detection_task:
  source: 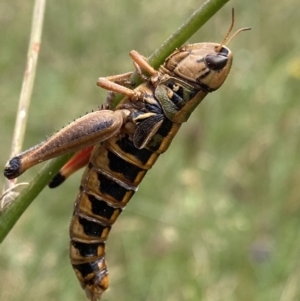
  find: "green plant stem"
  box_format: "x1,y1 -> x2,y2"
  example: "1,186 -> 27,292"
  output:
0,154 -> 73,242
113,0 -> 230,106
0,0 -> 229,243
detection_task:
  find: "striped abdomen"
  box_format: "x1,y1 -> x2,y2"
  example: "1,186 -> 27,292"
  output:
69,116 -> 181,299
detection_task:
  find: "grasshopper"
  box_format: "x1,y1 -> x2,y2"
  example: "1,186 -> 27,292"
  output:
3,10 -> 250,301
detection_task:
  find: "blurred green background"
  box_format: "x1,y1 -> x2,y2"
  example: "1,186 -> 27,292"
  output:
1,0 -> 300,300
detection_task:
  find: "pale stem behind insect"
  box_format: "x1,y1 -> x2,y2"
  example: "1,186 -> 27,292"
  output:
1,0 -> 47,209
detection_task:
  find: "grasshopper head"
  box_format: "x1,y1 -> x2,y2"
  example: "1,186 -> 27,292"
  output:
164,43 -> 233,92
163,8 -> 250,92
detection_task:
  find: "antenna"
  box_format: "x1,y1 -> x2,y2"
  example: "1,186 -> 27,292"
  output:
225,27 -> 251,46
216,8 -> 251,52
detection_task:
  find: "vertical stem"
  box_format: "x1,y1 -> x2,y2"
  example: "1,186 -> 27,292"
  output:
1,0 -> 47,209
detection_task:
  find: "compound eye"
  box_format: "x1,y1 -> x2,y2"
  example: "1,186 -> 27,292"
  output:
204,54 -> 228,71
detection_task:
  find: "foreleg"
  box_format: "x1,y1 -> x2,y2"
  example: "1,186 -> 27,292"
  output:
104,72 -> 134,106
97,50 -> 159,99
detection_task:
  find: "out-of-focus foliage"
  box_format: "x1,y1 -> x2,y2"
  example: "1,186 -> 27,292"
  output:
1,1 -> 300,301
